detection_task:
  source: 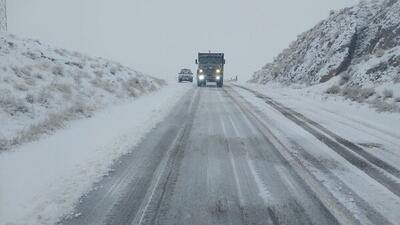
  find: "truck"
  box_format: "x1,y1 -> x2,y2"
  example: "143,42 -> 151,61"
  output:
195,53 -> 225,87
178,68 -> 194,83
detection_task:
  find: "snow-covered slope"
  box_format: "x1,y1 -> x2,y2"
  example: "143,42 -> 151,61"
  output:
0,33 -> 165,151
250,0 -> 400,111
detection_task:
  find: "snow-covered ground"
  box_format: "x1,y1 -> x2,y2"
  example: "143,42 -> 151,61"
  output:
0,82 -> 192,225
241,82 -> 400,163
234,82 -> 400,224
0,32 -> 165,151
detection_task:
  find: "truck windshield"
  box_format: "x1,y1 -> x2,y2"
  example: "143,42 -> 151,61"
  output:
199,56 -> 223,65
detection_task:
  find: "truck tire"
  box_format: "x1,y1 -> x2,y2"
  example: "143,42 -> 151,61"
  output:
217,80 -> 223,87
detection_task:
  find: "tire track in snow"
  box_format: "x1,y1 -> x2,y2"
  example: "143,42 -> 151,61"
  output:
287,140 -> 394,225
235,85 -> 400,198
131,88 -> 200,225
219,90 -> 277,210
220,117 -> 245,206
223,108 -> 274,206
224,86 -> 357,225
245,150 -> 274,205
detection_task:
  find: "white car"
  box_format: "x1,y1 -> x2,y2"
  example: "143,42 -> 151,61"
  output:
178,69 -> 194,83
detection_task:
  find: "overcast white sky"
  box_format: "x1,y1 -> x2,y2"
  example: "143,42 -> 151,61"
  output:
8,0 -> 359,80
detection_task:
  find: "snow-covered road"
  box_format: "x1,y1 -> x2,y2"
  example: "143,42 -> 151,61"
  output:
59,83 -> 400,225
2,83 -> 400,225
61,85 -> 339,225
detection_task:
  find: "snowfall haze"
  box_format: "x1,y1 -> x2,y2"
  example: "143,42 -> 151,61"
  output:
3,1 -> 400,225
8,0 -> 358,80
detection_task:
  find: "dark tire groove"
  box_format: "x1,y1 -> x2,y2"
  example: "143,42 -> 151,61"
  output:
275,98 -> 400,179
134,88 -> 201,225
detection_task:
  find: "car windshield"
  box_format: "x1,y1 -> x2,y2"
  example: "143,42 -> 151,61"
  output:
180,69 -> 192,74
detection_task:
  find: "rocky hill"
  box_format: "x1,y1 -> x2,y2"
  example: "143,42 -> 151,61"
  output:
250,0 -> 400,110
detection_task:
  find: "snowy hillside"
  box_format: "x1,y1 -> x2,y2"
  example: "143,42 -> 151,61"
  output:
250,0 -> 400,112
0,32 -> 165,151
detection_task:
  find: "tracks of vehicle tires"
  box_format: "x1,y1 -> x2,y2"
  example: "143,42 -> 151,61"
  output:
233,85 -> 400,199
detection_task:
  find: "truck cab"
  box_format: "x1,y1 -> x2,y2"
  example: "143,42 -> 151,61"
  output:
178,68 -> 194,83
195,53 -> 225,87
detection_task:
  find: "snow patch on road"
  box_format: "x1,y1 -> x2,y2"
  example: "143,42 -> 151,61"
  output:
246,152 -> 274,205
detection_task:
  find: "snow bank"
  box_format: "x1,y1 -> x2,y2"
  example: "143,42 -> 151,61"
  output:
0,32 -> 165,151
0,82 -> 191,225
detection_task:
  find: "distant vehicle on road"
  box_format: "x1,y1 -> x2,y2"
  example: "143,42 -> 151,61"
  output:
178,69 -> 193,83
195,53 -> 225,87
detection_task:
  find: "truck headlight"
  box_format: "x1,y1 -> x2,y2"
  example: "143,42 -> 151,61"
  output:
199,75 -> 205,80
216,69 -> 221,74
199,69 -> 203,73
216,76 -> 221,80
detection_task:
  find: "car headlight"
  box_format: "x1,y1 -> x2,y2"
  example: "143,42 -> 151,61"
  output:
216,76 -> 221,80
199,75 -> 205,80
216,69 -> 221,74
199,69 -> 203,73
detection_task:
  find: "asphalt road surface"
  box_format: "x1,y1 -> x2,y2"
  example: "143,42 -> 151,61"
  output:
61,84 -> 355,225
